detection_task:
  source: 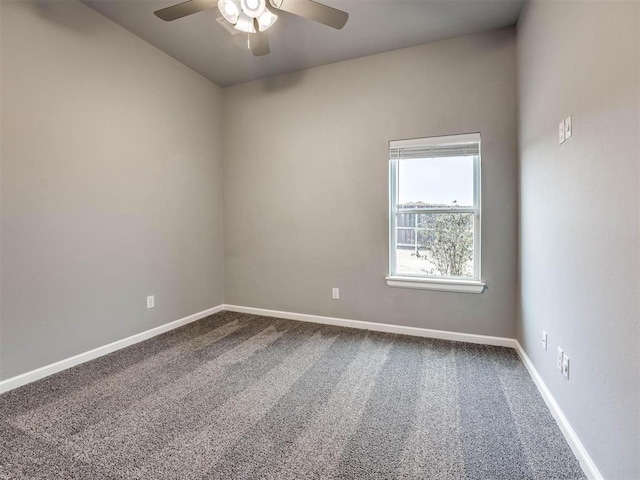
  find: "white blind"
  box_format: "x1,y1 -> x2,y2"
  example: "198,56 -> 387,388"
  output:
389,133 -> 480,160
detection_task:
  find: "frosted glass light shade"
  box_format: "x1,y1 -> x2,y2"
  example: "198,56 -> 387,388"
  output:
218,0 -> 239,23
240,0 -> 266,18
257,10 -> 277,31
234,12 -> 256,33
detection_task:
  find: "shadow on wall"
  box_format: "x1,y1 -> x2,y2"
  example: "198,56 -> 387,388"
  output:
259,69 -> 306,92
30,0 -> 98,34
473,27 -> 515,56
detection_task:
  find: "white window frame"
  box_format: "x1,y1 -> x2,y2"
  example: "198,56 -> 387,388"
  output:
386,133 -> 486,294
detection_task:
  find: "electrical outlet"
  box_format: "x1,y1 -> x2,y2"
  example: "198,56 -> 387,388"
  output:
542,330 -> 548,351
565,115 -> 572,140
332,288 -> 339,300
147,295 -> 155,309
556,347 -> 564,371
562,354 -> 570,379
559,120 -> 566,144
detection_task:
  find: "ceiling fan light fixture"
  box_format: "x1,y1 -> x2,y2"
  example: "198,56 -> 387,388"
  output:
218,0 -> 275,33
155,0 -> 349,57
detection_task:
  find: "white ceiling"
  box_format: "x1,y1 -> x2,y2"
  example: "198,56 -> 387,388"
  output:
82,0 -> 524,87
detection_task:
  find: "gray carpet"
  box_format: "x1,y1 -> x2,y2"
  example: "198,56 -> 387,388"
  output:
0,311 -> 586,479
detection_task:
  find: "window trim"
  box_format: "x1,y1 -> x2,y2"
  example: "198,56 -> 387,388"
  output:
387,133 -> 485,294
385,276 -> 486,294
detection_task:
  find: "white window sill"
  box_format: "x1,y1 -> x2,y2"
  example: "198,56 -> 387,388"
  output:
385,276 -> 486,294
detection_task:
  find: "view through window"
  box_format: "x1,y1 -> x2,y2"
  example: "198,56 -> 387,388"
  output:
389,133 -> 481,281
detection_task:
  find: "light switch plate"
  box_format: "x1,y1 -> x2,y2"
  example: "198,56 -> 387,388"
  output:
559,120 -> 566,144
565,115 -> 572,140
562,354 -> 570,379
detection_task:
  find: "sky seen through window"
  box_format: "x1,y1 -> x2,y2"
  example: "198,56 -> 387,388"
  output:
398,156 -> 474,207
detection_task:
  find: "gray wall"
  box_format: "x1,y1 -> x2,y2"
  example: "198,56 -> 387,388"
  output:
223,28 -> 518,338
0,0 -> 224,380
517,1 -> 639,478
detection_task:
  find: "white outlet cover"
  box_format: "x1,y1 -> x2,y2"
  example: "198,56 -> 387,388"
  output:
147,295 -> 155,309
332,288 -> 339,300
542,330 -> 548,351
556,347 -> 564,371
562,354 -> 570,379
559,120 -> 566,144
565,115 -> 572,139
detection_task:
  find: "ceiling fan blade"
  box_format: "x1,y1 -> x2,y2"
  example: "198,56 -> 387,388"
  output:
249,19 -> 270,56
271,0 -> 348,29
154,0 -> 218,21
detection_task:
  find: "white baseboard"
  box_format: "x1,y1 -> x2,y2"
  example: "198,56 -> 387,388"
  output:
223,304 -> 517,348
514,341 -> 602,480
0,305 -> 224,395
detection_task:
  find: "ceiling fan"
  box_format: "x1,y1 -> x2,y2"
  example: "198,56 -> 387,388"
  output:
154,0 -> 349,56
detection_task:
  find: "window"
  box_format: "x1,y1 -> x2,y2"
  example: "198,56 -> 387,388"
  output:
387,133 -> 485,293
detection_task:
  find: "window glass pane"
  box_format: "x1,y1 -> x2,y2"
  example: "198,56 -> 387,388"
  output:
394,212 -> 475,278
398,156 -> 474,208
